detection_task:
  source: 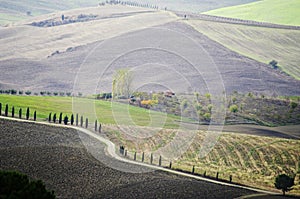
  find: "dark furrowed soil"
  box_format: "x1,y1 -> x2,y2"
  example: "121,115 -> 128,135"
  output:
0,118 -> 261,198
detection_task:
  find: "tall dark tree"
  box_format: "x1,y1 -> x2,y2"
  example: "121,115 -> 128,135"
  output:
19,108 -> 22,119
95,120 -> 97,131
33,111 -> 36,121
85,118 -> 88,128
80,116 -> 83,127
59,113 -> 62,124
12,106 -> 15,118
99,123 -> 102,133
53,113 -> 57,123
275,174 -> 295,195
63,115 -> 68,125
48,113 -> 52,122
76,114 -> 78,126
70,114 -> 74,125
0,103 -> 2,115
26,107 -> 30,120
5,104 -> 8,117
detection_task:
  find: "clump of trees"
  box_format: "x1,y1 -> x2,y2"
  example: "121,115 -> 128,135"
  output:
274,174 -> 295,195
0,170 -> 55,199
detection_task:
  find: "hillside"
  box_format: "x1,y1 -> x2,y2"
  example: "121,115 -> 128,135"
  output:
187,19 -> 300,80
0,118 -> 259,198
0,0 -> 258,25
0,5 -> 299,96
204,0 -> 300,26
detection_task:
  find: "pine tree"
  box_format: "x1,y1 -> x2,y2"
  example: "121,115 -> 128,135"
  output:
76,114 -> 78,126
34,111 -> 36,121
85,118 -> 88,128
80,116 -> 83,127
0,103 -> 2,115
19,108 -> 22,119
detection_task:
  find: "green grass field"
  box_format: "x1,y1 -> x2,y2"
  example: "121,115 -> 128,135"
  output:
187,20 -> 300,80
0,95 -> 183,128
204,0 -> 300,26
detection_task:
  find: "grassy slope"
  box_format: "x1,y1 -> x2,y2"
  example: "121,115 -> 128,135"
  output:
187,20 -> 300,80
105,126 -> 300,194
0,95 -> 182,128
0,0 -> 100,25
204,0 -> 300,26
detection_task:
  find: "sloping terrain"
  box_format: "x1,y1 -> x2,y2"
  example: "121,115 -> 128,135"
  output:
0,0 -> 258,25
186,19 -> 300,80
0,118 -> 259,198
0,7 -> 299,96
204,0 -> 300,26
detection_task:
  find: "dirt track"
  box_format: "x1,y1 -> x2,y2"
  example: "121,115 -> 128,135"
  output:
0,118 -> 272,198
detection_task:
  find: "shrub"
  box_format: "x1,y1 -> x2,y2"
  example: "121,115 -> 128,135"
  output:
269,60 -> 278,69
203,112 -> 211,121
63,115 -> 68,125
275,174 -> 294,195
290,101 -> 298,109
0,170 -> 55,199
229,105 -> 239,113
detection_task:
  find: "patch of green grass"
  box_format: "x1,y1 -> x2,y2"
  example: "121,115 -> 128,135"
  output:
204,0 -> 300,26
0,94 -> 182,128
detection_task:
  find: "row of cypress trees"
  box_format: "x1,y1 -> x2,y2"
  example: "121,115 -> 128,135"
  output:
0,103 -> 36,121
48,113 -> 101,132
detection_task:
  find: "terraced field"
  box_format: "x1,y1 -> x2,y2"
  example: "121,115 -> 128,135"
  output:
104,126 -> 300,195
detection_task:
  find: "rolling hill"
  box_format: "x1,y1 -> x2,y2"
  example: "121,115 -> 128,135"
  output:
0,0 -> 259,26
204,0 -> 300,26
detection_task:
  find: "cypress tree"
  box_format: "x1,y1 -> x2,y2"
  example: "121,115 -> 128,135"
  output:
142,152 -> 144,162
48,113 -> 52,122
0,103 -> 2,115
59,113 -> 62,124
80,116 -> 83,127
95,120 -> 97,131
99,123 -> 102,133
70,114 -> 74,125
85,118 -> 88,128
5,104 -> 8,117
12,106 -> 15,117
159,156 -> 162,166
76,114 -> 78,126
19,108 -> 22,119
26,107 -> 30,120
34,111 -> 36,121
53,113 -> 56,123
63,115 -> 68,125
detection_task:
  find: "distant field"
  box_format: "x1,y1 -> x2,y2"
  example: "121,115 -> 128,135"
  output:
187,20 -> 300,80
105,126 -> 300,195
0,95 -> 182,128
204,0 -> 300,26
0,0 -> 258,25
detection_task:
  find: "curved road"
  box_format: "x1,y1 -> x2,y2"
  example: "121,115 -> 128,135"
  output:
0,116 -> 281,198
